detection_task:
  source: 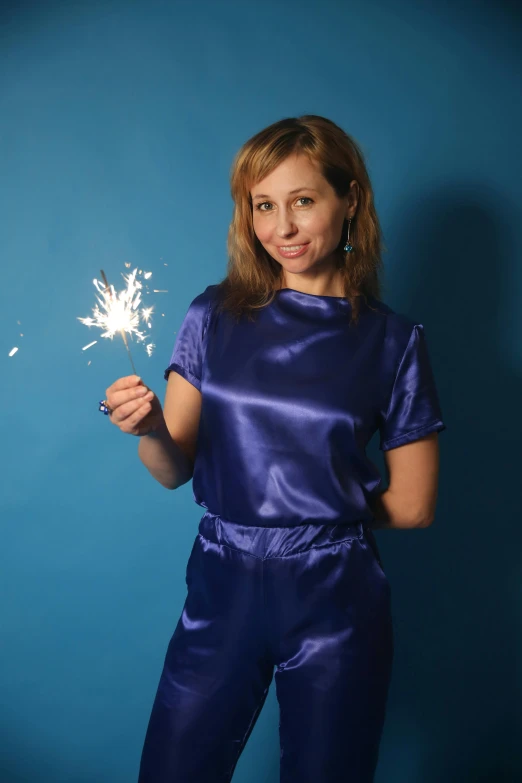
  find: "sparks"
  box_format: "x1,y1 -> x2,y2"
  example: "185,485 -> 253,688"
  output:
78,267 -> 156,370
141,306 -> 154,328
78,268 -> 148,343
9,347 -> 18,357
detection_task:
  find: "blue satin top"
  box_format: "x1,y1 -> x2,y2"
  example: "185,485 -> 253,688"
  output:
164,285 -> 446,528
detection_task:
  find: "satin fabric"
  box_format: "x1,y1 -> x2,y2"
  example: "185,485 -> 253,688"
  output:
164,286 -> 446,527
138,511 -> 393,783
139,287 -> 446,781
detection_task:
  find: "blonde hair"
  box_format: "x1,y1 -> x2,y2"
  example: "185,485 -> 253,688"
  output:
215,114 -> 386,326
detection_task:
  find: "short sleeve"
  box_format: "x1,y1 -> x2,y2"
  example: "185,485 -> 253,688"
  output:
163,287 -> 214,390
379,323 -> 446,451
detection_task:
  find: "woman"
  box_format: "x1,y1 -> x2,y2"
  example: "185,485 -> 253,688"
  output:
102,115 -> 446,782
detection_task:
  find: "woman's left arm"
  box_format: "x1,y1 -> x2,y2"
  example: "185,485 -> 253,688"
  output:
369,431 -> 441,530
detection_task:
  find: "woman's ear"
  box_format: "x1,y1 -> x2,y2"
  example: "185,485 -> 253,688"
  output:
346,180 -> 359,218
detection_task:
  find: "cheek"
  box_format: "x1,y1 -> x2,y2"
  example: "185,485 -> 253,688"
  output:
252,217 -> 271,243
299,214 -> 331,239
314,215 -> 344,243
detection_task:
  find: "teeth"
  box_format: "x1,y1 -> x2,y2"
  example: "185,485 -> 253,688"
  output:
280,245 -> 303,251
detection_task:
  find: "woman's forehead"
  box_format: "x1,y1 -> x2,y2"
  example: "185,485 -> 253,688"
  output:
250,155 -> 323,193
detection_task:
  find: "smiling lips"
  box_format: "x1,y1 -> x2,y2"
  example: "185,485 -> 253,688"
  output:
277,243 -> 310,258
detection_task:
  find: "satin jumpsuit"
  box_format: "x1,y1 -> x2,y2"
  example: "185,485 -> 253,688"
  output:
138,285 -> 446,783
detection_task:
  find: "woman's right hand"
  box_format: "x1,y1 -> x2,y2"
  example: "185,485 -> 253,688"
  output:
105,375 -> 164,436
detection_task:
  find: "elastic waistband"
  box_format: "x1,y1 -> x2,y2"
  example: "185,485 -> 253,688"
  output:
198,510 -> 369,560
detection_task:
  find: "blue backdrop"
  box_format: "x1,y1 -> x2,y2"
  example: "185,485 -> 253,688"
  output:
1,0 -> 521,780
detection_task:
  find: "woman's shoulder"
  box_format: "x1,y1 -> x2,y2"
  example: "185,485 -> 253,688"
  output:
189,283 -> 225,330
190,282 -> 220,299
367,296 -> 418,330
184,283 -> 222,311
364,295 -> 421,340
196,282 -> 225,304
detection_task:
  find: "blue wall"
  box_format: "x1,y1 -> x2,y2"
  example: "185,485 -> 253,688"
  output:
1,1 -> 521,780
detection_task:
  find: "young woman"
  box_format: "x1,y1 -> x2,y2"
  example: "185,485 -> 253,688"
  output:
102,114 -> 446,782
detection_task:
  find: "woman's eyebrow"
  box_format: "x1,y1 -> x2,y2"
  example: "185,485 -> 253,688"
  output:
252,187 -> 319,200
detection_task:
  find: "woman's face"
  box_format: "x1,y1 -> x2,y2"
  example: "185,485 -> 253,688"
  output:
250,153 -> 358,278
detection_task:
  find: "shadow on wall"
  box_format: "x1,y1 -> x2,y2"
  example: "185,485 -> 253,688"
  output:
372,183 -> 521,783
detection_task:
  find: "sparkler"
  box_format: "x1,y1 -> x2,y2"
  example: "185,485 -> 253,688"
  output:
78,267 -> 156,373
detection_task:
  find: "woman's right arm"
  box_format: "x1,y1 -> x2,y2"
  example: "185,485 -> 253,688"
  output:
105,373 -> 202,491
137,417 -> 194,490
137,370 -> 203,490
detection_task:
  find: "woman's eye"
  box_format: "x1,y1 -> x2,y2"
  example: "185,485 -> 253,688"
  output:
255,197 -> 313,212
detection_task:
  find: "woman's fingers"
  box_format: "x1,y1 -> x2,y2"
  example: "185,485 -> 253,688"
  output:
103,376 -> 160,436
119,400 -> 153,434
106,374 -> 141,394
107,382 -> 150,411
111,390 -> 154,425
106,374 -> 142,401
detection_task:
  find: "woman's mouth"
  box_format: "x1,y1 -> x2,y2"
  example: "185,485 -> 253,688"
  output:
277,243 -> 310,258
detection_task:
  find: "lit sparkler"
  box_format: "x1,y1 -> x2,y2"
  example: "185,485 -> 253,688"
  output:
78,267 -> 155,372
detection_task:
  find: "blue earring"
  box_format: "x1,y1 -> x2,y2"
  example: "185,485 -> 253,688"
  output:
344,218 -> 354,253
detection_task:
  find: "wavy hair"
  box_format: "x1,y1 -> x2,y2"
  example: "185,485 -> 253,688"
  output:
214,115 -> 386,326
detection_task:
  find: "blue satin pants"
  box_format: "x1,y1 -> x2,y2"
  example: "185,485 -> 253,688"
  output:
138,511 -> 394,782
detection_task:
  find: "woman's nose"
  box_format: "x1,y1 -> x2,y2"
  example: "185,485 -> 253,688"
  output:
276,216 -> 298,238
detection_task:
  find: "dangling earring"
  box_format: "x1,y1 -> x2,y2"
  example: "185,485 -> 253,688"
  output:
344,218 -> 354,253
